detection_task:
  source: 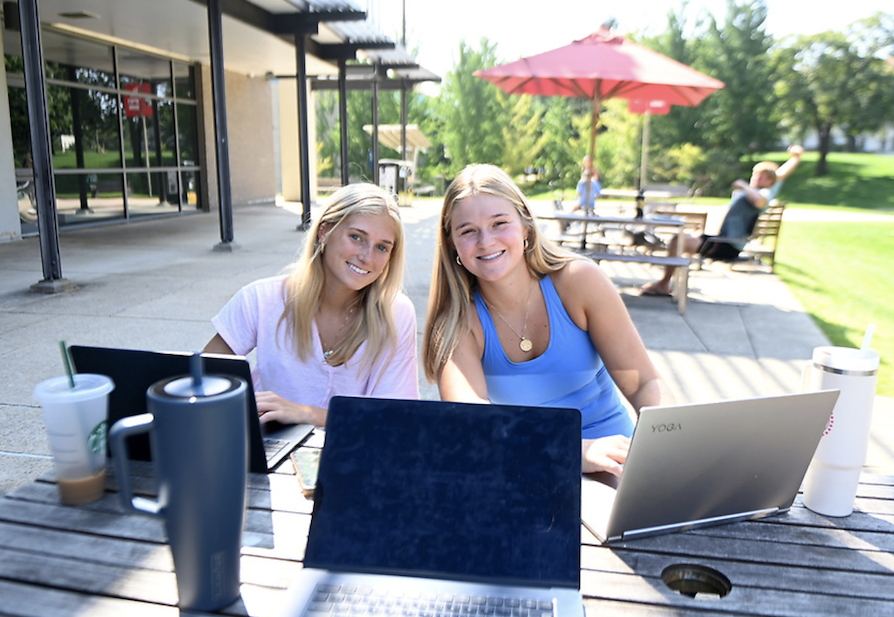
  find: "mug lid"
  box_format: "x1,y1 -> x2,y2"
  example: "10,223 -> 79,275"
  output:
812,345 -> 880,373
162,375 -> 234,398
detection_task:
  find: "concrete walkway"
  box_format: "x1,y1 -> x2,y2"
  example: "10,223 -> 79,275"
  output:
1,200 -> 891,493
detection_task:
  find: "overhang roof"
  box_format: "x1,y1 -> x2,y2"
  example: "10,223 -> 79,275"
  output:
20,0 -> 412,78
309,45 -> 441,91
362,125 -> 432,151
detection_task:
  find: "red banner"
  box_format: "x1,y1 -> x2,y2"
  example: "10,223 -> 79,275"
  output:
123,82 -> 154,118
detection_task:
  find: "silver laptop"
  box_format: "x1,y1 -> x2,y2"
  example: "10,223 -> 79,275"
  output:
277,396 -> 585,617
581,390 -> 839,543
69,345 -> 313,473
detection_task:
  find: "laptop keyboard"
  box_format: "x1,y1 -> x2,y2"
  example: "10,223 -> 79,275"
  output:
306,585 -> 556,617
264,437 -> 290,462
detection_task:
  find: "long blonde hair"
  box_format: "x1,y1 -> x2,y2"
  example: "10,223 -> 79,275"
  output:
279,183 -> 406,371
422,164 -> 581,382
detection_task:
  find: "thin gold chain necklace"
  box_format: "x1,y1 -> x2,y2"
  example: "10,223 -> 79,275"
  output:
320,307 -> 356,361
482,280 -> 534,353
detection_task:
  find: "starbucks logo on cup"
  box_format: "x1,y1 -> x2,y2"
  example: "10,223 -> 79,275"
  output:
87,420 -> 107,455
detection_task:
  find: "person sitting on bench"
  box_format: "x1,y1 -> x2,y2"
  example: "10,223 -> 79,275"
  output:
640,145 -> 804,297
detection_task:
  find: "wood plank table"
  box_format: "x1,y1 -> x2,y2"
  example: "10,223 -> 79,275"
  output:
539,213 -> 691,314
2,431 -> 893,616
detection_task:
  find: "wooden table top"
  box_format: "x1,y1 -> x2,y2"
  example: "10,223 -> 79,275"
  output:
2,431 -> 893,616
540,212 -> 686,227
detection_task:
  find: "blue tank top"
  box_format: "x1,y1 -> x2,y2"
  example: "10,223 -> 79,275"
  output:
474,275 -> 633,439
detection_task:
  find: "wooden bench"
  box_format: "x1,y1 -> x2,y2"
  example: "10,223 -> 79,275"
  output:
580,250 -> 690,314
696,201 -> 786,272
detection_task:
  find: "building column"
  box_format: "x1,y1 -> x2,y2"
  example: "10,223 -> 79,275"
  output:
338,59 -> 349,186
371,66 -> 379,185
18,0 -> 71,292
294,31 -> 312,230
207,0 -> 238,252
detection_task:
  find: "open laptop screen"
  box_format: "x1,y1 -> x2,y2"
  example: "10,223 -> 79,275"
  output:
304,397 -> 582,589
68,345 -> 280,473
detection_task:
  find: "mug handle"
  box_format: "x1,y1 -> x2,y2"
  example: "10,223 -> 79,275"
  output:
802,362 -> 813,392
109,413 -> 162,517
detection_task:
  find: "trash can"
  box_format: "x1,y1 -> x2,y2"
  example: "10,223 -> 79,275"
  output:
378,159 -> 414,207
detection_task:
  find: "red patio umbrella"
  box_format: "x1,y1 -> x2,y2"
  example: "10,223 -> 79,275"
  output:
474,27 -> 724,193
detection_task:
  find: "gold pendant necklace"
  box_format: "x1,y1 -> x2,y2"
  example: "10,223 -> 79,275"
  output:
482,280 -> 534,353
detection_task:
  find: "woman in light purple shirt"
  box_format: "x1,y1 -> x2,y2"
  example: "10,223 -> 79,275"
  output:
205,184 -> 419,427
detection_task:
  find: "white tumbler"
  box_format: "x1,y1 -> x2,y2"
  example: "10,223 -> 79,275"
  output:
802,345 -> 879,517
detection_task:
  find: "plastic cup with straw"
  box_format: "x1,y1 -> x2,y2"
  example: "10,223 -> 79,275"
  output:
33,342 -> 115,504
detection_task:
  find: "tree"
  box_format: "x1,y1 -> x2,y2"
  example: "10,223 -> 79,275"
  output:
774,16 -> 894,175
535,97 -> 586,193
646,6 -> 714,150
436,39 -> 506,177
500,95 -> 548,178
699,0 -> 779,163
641,1 -> 778,193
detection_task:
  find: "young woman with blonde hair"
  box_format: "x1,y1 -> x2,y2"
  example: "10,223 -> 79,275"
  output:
423,164 -> 672,476
205,183 -> 419,427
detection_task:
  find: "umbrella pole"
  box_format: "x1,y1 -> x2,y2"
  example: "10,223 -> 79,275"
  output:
581,91 -> 601,251
640,111 -> 651,193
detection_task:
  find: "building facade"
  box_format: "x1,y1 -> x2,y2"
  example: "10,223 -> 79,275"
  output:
1,0 -> 422,289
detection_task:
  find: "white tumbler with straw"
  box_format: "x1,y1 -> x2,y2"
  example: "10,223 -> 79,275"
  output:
802,325 -> 879,517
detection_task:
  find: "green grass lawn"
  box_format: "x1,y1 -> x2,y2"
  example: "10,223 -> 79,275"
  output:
777,218 -> 894,397
767,151 -> 894,211
771,152 -> 894,397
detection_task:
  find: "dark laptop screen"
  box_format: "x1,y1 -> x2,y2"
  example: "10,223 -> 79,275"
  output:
305,397 -> 582,589
68,345 -> 269,473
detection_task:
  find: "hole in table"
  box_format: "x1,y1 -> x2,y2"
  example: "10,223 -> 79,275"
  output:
661,564 -> 732,600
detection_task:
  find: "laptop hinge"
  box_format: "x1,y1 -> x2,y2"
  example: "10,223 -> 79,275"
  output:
618,507 -> 780,541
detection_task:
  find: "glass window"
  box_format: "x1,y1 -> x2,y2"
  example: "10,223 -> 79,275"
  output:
126,172 -> 181,217
6,80 -> 31,166
173,62 -> 196,100
42,30 -> 115,85
176,103 -> 199,166
47,84 -> 121,170
120,95 -> 177,169
118,48 -> 172,99
181,171 -> 202,211
156,99 -> 176,166
5,27 -> 203,227
55,172 -> 125,225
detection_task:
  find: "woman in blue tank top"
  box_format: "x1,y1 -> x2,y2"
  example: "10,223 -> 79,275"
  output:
423,164 -> 673,477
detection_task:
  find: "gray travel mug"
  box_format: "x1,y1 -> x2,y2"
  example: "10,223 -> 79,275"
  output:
110,355 -> 248,611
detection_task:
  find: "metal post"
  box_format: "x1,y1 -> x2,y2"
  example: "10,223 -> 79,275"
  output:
581,89 -> 601,251
400,83 -> 407,162
371,66 -> 379,185
640,111 -> 651,193
338,59 -> 349,186
152,97 -> 167,204
18,0 -> 71,292
207,0 -> 238,251
294,32 -> 312,230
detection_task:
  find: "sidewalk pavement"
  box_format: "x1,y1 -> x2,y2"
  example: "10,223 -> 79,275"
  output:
1,200 -> 891,493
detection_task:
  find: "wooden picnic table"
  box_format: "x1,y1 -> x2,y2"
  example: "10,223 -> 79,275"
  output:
2,431 -> 893,616
540,212 -> 691,314
599,189 -> 670,200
